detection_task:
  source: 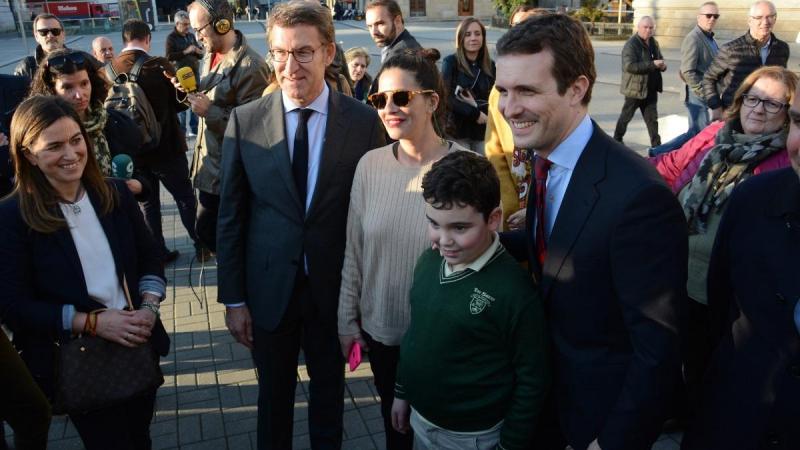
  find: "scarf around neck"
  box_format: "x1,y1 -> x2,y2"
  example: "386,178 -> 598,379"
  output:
681,119 -> 786,234
83,106 -> 112,176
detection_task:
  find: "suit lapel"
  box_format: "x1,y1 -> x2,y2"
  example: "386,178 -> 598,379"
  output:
263,93 -> 304,215
306,90 -> 347,220
541,124 -> 606,300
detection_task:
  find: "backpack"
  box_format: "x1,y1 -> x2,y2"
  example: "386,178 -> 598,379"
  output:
104,55 -> 161,152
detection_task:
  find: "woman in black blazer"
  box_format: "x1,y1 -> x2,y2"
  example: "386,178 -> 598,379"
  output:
0,96 -> 169,450
681,100 -> 800,449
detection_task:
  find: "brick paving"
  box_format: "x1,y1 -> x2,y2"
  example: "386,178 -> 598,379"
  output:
5,151 -> 680,450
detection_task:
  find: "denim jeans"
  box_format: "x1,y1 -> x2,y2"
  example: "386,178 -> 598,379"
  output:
410,409 -> 502,450
178,109 -> 198,135
649,88 -> 710,157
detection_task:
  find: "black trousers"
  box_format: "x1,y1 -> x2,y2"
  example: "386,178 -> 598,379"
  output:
613,90 -> 661,147
139,151 -> 198,254
682,299 -> 711,423
196,191 -> 219,252
0,331 -> 51,450
251,272 -> 344,450
362,331 -> 413,450
69,390 -> 157,450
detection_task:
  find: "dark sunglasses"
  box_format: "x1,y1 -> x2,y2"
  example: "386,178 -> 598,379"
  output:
368,89 -> 435,109
701,13 -> 720,19
46,52 -> 88,72
36,27 -> 62,37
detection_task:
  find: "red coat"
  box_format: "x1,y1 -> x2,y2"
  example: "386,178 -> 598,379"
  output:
650,121 -> 789,193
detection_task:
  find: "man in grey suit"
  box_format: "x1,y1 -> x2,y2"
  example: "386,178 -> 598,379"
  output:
216,2 -> 386,449
649,2 -> 719,156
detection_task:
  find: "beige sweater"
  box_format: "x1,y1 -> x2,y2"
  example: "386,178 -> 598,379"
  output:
338,142 -> 463,346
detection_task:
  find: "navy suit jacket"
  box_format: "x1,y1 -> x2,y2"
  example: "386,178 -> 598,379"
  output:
0,179 -> 168,398
682,168 -> 800,450
502,122 -> 688,450
216,89 -> 386,331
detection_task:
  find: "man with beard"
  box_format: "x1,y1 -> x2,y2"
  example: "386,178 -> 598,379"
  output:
365,0 -> 420,64
182,0 -> 269,253
14,14 -> 66,81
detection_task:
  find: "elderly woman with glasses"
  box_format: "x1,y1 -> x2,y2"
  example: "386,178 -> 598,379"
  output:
344,46 -> 372,102
29,49 -> 149,200
651,65 -> 797,419
338,48 -> 465,450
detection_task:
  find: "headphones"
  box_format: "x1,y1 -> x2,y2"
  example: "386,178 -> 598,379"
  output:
197,0 -> 231,35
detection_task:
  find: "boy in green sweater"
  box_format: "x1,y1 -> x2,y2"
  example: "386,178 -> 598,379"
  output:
391,151 -> 550,450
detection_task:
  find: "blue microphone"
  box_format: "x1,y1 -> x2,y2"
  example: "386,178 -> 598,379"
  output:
111,154 -> 134,179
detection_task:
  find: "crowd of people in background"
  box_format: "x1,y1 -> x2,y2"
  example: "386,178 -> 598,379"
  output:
0,0 -> 798,449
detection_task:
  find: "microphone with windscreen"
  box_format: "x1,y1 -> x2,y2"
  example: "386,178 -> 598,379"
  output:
111,154 -> 134,179
176,66 -> 197,93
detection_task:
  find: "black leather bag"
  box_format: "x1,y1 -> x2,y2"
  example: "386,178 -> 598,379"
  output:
53,276 -> 164,415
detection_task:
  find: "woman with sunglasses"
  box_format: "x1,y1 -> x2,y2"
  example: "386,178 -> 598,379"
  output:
650,65 -> 796,420
0,95 -> 169,449
338,48 -> 464,450
441,17 -> 495,154
30,49 -> 149,200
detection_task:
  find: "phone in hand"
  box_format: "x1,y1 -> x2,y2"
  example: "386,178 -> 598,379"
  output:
454,85 -> 464,98
348,341 -> 362,372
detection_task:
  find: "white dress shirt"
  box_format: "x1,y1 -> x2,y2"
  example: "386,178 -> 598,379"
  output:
534,114 -> 593,242
282,83 -> 330,212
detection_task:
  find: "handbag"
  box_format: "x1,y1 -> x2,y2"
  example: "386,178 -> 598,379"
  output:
53,275 -> 164,415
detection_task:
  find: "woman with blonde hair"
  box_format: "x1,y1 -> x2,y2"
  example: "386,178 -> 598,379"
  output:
345,46 -> 372,102
441,17 -> 495,153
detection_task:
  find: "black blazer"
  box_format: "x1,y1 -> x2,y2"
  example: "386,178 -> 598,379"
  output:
682,168 -> 800,450
216,89 -> 386,331
0,180 -> 169,398
502,122 -> 688,450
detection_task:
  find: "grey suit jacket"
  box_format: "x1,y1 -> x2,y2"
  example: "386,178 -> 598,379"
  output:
680,25 -> 718,98
216,89 -> 386,331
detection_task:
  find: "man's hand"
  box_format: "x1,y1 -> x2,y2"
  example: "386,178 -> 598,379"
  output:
164,71 -> 184,93
710,107 -> 723,121
339,332 -> 368,359
0,132 -> 7,147
125,179 -> 143,195
507,208 -> 527,231
391,398 -> 411,434
225,305 -> 254,349
477,112 -> 488,125
587,439 -> 602,450
188,92 -> 212,117
653,59 -> 667,71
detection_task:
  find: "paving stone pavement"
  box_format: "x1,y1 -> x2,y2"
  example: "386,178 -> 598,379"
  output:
4,149 -> 680,450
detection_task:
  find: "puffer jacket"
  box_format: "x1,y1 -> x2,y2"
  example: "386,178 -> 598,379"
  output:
650,120 -> 788,193
620,35 -> 663,99
702,32 -> 789,110
191,31 -> 270,195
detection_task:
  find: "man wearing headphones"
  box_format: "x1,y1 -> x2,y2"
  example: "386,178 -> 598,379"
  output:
184,0 -> 270,253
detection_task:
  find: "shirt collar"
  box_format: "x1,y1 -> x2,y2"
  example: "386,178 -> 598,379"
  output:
537,113 -> 593,171
761,37 -> 772,49
282,82 -> 330,116
121,45 -> 148,54
445,232 -> 500,275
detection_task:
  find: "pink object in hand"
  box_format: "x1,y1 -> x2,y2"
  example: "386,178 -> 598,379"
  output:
348,342 -> 362,372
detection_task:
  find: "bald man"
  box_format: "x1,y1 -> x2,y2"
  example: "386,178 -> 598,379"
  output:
613,16 -> 666,147
91,36 -> 114,63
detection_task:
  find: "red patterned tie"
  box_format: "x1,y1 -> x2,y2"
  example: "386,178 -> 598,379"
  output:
534,156 -> 552,266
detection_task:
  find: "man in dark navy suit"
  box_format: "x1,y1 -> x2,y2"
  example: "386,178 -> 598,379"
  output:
496,15 -> 688,450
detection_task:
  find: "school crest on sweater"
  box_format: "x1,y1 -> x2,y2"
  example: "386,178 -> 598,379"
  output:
469,288 -> 495,315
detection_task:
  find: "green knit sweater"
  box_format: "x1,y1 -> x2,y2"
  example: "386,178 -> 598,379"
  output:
395,246 -> 551,450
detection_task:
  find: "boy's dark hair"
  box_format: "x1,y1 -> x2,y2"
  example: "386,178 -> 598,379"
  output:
422,152 -> 500,221
122,19 -> 151,43
496,13 -> 595,105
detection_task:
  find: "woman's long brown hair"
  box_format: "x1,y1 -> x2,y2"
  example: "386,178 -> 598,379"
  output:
8,95 -> 116,233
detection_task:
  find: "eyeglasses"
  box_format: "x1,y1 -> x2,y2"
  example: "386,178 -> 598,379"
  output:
368,89 -> 435,109
46,52 -> 87,72
750,14 -> 777,22
700,13 -> 720,19
741,94 -> 788,113
192,22 -> 211,34
36,27 -> 62,37
269,46 -> 324,64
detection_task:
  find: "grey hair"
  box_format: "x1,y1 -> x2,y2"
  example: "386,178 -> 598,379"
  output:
749,0 -> 776,16
175,10 -> 190,22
